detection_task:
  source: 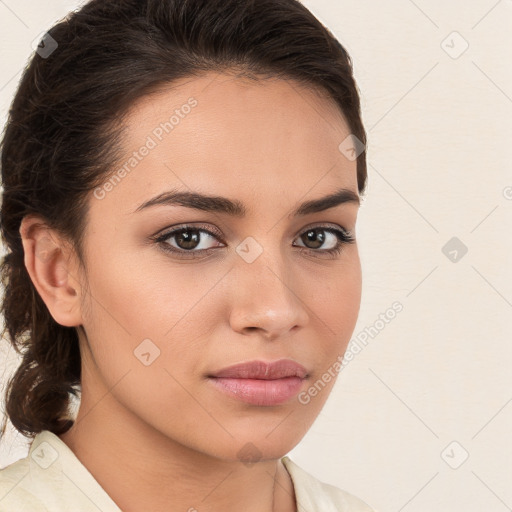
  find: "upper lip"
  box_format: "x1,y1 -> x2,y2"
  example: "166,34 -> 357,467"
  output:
209,359 -> 308,380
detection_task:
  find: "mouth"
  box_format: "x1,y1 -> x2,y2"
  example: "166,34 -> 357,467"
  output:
207,359 -> 309,406
208,359 -> 308,380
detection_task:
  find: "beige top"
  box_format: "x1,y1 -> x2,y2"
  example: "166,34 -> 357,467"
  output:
0,430 -> 376,511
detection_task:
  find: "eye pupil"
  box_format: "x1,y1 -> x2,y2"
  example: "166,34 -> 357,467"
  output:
303,229 -> 325,249
177,229 -> 200,250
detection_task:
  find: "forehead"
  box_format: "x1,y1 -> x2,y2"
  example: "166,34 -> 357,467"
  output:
93,71 -> 358,218
128,70 -> 349,128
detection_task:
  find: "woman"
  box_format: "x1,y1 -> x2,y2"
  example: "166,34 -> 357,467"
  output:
0,0 -> 375,510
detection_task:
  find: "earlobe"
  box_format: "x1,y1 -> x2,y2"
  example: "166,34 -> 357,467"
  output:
19,215 -> 83,327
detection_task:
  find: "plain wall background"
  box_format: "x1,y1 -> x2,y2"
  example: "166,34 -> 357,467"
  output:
1,1 -> 511,511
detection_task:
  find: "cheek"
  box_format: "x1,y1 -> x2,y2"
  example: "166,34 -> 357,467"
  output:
78,261 -> 204,428
79,248 -> 224,382
306,259 -> 362,373
330,277 -> 362,341
313,256 -> 362,327
81,245 -> 196,340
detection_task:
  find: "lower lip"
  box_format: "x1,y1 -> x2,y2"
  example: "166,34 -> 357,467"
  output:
208,376 -> 304,406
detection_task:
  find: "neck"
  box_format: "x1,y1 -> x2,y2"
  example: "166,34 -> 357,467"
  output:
59,389 -> 296,512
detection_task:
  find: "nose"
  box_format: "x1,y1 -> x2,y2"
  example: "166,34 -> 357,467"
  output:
228,252 -> 309,341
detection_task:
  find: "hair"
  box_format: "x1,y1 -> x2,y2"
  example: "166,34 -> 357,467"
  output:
0,0 -> 368,440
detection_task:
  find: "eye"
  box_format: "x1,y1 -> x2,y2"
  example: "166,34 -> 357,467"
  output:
153,224 -> 225,259
293,224 -> 356,257
152,223 -> 355,259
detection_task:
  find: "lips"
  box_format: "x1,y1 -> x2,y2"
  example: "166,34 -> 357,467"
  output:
208,359 -> 309,406
208,359 -> 308,380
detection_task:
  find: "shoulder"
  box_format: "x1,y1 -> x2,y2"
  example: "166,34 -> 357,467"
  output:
315,479 -> 377,512
0,454 -> 50,511
0,430 -> 121,512
281,456 -> 378,512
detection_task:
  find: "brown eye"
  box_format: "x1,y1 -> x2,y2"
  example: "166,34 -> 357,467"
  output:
153,223 -> 355,260
299,228 -> 328,249
154,224 -> 225,258
168,228 -> 204,251
293,226 -> 355,256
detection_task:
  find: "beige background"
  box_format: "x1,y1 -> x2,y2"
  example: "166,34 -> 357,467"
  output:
1,1 -> 511,511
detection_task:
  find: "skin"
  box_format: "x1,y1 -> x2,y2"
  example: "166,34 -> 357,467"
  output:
19,70 -> 362,512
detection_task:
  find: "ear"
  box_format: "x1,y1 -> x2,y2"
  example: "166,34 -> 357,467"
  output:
19,214 -> 84,327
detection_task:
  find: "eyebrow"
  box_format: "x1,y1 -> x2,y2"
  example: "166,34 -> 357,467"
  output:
133,186 -> 360,217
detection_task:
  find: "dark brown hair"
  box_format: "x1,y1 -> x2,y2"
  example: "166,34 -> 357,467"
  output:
0,0 -> 367,440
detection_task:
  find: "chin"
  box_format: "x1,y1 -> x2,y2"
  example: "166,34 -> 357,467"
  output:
196,424 -> 308,464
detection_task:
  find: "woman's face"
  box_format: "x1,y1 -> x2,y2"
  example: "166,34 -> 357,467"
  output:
73,71 -> 362,461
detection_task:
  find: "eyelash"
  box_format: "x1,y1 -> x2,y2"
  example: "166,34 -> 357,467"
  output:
152,223 -> 355,260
